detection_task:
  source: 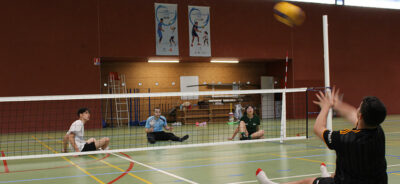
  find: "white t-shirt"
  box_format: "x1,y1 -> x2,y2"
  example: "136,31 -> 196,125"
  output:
66,120 -> 86,151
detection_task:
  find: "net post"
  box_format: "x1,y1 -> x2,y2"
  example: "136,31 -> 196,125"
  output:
323,15 -> 333,131
280,91 -> 287,143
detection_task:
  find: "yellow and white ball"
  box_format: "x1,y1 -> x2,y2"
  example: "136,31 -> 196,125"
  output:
273,2 -> 305,27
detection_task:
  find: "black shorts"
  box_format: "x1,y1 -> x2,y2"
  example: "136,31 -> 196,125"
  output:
81,142 -> 96,152
313,177 -> 334,184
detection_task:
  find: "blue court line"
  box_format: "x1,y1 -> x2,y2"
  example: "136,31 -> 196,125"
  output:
0,153 -> 333,183
387,171 -> 400,174
229,174 -> 244,176
273,142 -> 400,160
386,155 -> 400,158
270,141 -> 327,149
2,151 -> 399,183
0,174 -> 87,183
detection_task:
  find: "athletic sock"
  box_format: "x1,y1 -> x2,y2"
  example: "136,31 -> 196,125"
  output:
320,163 -> 330,177
256,168 -> 278,184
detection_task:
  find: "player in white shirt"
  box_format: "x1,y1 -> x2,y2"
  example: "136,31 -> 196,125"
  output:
63,108 -> 110,152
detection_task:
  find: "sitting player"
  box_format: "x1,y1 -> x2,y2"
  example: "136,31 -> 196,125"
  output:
146,107 -> 189,144
256,87 -> 387,184
228,105 -> 264,140
63,108 -> 110,152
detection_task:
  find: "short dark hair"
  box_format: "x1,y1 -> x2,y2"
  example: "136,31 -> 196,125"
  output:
77,108 -> 90,117
360,96 -> 386,127
243,105 -> 257,116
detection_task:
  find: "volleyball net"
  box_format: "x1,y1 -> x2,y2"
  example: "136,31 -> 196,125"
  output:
0,88 -> 310,160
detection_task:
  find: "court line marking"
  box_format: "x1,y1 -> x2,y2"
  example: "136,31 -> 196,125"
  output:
89,154 -> 151,184
226,172 -> 329,184
2,154 -> 399,183
111,152 -> 198,184
144,148 -> 327,165
1,136 -> 308,160
45,135 -> 151,184
227,164 -> 400,184
32,136 -> 105,184
269,153 -> 336,165
0,154 -> 110,174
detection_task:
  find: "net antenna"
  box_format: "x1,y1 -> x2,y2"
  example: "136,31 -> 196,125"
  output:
280,51 -> 289,143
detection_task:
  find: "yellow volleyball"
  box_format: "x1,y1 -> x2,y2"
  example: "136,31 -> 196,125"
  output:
273,2 -> 305,27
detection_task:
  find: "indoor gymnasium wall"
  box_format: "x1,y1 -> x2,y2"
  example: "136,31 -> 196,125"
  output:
291,3 -> 400,114
0,0 -> 101,97
0,0 -> 103,131
100,62 -> 275,93
1,0 -> 400,133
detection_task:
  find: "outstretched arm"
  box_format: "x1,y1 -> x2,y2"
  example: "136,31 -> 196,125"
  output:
313,91 -> 332,140
67,133 -> 80,152
63,134 -> 70,153
164,124 -> 173,131
331,87 -> 358,126
229,126 -> 239,140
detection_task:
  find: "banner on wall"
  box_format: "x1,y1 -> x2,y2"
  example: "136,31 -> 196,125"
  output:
188,6 -> 211,57
155,3 -> 179,55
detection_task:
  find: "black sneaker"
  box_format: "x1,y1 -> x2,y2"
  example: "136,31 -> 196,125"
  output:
180,135 -> 189,142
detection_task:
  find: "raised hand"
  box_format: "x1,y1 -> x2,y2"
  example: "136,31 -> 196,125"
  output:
331,87 -> 342,107
313,91 -> 332,110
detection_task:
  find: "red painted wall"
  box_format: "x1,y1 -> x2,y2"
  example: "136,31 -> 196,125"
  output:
0,0 -> 102,131
292,3 -> 400,113
0,0 -> 100,97
1,0 -> 400,133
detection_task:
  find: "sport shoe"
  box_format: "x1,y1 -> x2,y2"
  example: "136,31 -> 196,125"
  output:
180,135 -> 189,142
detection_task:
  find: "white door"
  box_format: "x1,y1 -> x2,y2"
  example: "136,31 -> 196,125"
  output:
261,76 -> 274,119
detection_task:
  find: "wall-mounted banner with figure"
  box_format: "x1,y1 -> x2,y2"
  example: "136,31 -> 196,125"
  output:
188,6 -> 211,57
155,3 -> 179,55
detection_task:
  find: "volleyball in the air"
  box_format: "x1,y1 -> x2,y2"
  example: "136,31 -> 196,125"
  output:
273,2 -> 305,27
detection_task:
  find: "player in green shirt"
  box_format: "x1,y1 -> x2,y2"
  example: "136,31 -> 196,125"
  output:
229,105 -> 265,140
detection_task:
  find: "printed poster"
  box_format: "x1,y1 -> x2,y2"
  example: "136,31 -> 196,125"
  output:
155,3 -> 179,55
188,6 -> 211,57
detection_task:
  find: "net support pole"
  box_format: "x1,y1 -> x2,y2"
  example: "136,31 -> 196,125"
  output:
323,15 -> 333,130
280,92 -> 286,143
280,51 -> 289,143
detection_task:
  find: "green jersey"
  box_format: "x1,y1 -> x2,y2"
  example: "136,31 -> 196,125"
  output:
240,115 -> 260,134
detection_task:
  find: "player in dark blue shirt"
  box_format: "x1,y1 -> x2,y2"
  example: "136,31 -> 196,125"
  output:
191,21 -> 201,47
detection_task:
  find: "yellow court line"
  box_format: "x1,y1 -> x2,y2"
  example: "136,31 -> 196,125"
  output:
89,155 -> 152,184
46,135 -> 152,184
145,148 -> 327,165
77,148 -> 326,170
44,134 -> 327,166
32,136 -> 105,184
77,148 -> 328,170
